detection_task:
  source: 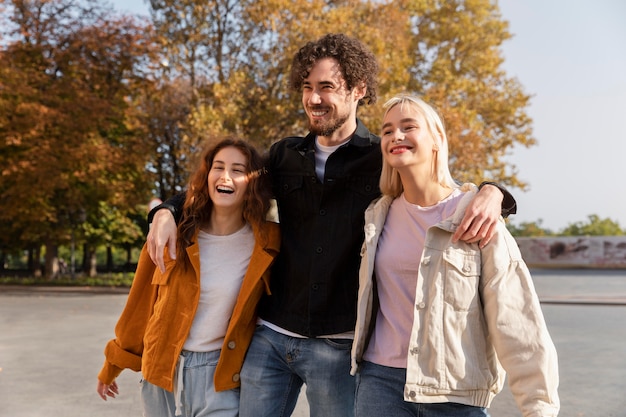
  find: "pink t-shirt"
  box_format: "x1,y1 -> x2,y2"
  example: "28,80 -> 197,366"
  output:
363,189 -> 464,368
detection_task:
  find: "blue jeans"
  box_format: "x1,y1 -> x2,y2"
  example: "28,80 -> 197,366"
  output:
355,361 -> 489,417
239,325 -> 355,417
140,350 -> 239,417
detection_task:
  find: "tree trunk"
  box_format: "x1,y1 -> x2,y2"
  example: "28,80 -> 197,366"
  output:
89,250 -> 97,277
44,242 -> 59,280
82,243 -> 89,273
126,245 -> 132,271
28,246 -> 43,277
106,246 -> 113,272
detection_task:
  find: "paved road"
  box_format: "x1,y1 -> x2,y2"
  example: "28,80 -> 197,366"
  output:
1,269 -> 625,417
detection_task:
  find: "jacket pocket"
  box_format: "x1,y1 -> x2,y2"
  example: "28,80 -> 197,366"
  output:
442,249 -> 481,312
150,259 -> 176,286
346,176 -> 381,214
275,175 -> 308,225
277,174 -> 304,194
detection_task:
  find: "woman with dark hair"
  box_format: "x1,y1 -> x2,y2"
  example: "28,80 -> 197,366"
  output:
96,138 -> 280,417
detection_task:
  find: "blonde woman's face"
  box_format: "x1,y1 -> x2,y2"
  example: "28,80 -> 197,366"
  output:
207,147 -> 249,211
380,104 -> 438,170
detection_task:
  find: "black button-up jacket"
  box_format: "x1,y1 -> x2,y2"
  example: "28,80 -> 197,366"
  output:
258,120 -> 382,337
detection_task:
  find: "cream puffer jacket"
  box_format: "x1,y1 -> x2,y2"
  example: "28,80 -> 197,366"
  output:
351,185 -> 560,417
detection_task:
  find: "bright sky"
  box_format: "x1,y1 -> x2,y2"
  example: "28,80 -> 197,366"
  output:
110,0 -> 626,232
498,0 -> 626,231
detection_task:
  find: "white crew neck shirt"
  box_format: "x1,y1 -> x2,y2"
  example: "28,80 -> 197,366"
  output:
183,223 -> 254,352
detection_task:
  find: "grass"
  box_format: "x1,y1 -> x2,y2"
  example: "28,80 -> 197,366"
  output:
0,272 -> 135,288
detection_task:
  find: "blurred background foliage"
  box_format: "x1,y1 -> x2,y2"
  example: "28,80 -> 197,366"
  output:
0,0 -> 622,279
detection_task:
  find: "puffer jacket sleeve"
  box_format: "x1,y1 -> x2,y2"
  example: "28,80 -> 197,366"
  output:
97,243 -> 159,384
480,222 -> 560,417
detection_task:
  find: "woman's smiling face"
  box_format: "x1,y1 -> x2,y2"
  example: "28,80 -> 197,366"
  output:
207,146 -> 250,211
380,102 -> 438,171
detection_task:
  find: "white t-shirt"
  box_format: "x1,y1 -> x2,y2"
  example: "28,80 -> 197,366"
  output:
314,137 -> 344,181
183,223 -> 254,352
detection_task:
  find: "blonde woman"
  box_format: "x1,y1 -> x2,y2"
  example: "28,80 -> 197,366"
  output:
351,95 -> 559,417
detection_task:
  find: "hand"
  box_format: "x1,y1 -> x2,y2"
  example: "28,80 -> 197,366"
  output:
452,184 -> 503,248
147,209 -> 177,273
97,380 -> 119,401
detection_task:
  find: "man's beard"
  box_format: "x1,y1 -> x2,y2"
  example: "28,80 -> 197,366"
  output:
308,111 -> 350,137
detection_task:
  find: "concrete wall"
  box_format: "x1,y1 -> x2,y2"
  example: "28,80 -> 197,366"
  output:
516,236 -> 626,268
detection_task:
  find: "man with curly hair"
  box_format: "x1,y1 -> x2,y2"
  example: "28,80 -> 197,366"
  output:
239,34 -> 383,416
147,33 -> 513,417
239,33 -> 512,417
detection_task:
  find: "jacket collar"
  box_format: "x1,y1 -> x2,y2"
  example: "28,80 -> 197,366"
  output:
364,195 -> 394,245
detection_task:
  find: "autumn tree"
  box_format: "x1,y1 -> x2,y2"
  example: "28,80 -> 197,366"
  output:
145,0 -> 306,183
371,0 -> 534,188
82,201 -> 145,275
143,0 -> 534,193
1,0 -> 539,276
134,77 -> 193,200
0,0 -> 156,278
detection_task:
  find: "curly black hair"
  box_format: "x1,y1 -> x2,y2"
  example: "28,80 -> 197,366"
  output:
290,33 -> 379,106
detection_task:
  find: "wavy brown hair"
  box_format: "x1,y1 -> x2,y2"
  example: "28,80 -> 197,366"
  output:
175,137 -> 271,265
290,33 -> 379,106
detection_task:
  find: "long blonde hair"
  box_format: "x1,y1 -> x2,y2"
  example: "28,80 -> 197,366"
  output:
379,94 -> 457,197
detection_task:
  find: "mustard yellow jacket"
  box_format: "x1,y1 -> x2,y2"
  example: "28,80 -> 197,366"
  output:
97,221 -> 280,392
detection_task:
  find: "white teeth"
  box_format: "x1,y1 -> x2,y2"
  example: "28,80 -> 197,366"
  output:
217,186 -> 234,194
